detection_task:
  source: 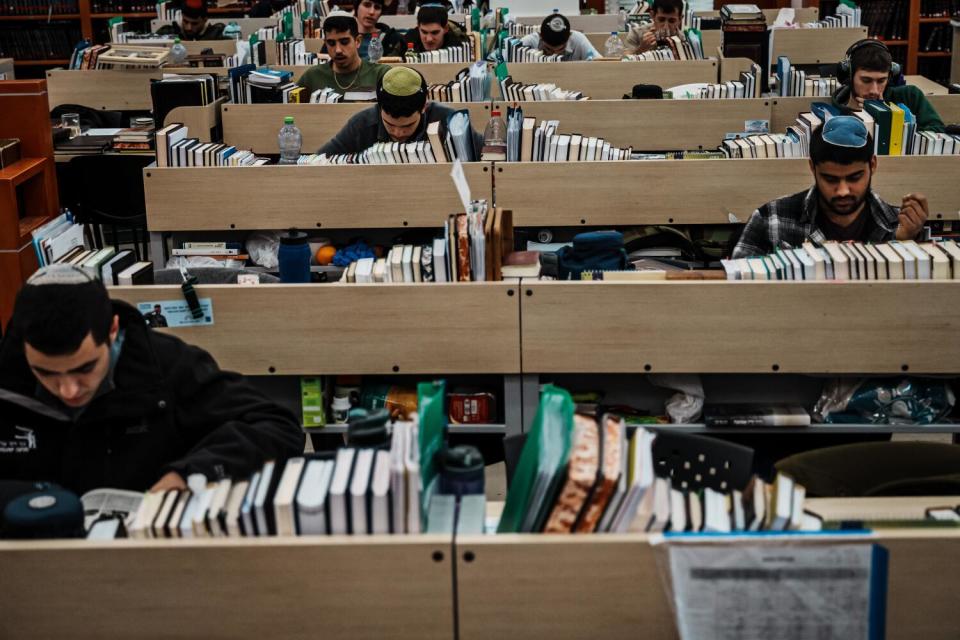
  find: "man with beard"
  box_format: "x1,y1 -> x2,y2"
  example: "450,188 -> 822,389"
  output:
732,116 -> 927,259
296,11 -> 389,101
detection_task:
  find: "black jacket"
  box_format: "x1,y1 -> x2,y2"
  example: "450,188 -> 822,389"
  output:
0,301 -> 303,495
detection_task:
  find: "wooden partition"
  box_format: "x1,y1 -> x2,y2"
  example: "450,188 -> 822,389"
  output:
906,75 -> 949,95
519,280 -> 960,374
492,99 -> 771,150
221,102 -> 494,153
457,531 -> 960,640
150,16 -> 277,36
46,68 -> 160,111
144,163 -> 491,230
181,39 -> 240,56
500,60 -> 718,99
718,52 -> 757,82
495,156 -> 960,227
771,94 -> 960,132
515,13 -> 620,32
769,26 -> 868,67
0,536 -> 454,640
110,283 -> 520,375
166,96 -> 226,143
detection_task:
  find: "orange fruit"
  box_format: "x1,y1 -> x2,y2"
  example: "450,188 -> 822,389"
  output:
315,245 -> 337,265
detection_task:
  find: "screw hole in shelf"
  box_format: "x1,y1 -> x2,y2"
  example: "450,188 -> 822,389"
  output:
772,364 -> 780,372
432,551 -> 444,562
268,366 -> 276,374
507,289 -> 515,297
392,365 -> 400,373
463,551 -> 475,563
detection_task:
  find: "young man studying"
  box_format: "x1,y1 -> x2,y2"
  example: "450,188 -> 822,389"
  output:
624,0 -> 683,55
519,12 -> 599,61
296,11 -> 389,101
405,4 -> 469,53
318,65 -> 482,156
832,39 -> 946,132
0,265 -> 304,496
156,0 -> 227,40
732,116 -> 928,259
353,0 -> 405,59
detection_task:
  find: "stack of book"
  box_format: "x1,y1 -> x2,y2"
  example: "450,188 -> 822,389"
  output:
775,56 -> 840,97
722,239 -> 960,281
275,38 -> 320,65
68,43 -> 112,69
110,124 -> 154,153
406,41 -> 476,63
230,67 -> 302,104
155,123 -> 268,167
498,386 -> 819,534
503,21 -> 538,37
128,420 -> 422,538
504,107 -> 634,162
860,0 -> 907,41
500,76 -> 587,101
426,63 -> 490,102
341,203 -> 514,283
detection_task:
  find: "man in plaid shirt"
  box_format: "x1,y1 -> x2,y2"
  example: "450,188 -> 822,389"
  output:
732,116 -> 928,259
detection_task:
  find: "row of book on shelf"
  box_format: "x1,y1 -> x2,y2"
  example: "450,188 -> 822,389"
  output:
498,386 -> 819,535
155,123 -> 267,167
125,420 -> 426,539
499,75 -> 587,101
666,63 -> 762,99
622,29 -> 707,61
505,107 -> 633,162
774,56 -> 841,97
721,239 -> 960,281
339,202 -> 515,283
426,61 -> 491,102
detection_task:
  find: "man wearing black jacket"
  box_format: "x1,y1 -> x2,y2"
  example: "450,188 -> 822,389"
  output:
0,265 -> 304,496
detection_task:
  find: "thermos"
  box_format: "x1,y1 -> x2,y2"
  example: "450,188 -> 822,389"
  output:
278,229 -> 311,283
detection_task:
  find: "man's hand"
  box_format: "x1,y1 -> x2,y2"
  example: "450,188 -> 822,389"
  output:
896,192 -> 929,240
851,95 -> 865,111
640,27 -> 657,52
149,471 -> 187,493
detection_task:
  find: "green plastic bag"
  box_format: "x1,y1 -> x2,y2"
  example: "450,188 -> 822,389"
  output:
497,385 -> 575,533
418,380 -> 447,526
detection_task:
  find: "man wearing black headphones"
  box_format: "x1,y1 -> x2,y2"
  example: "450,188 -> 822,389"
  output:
833,39 -> 945,132
317,65 -> 482,155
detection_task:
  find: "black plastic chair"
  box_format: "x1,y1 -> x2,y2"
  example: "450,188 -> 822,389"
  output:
68,155 -> 155,261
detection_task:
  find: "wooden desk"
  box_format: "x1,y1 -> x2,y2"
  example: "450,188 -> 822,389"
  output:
220,102 -> 494,154
519,280 -> 960,374
143,163 -> 491,231
457,530 -> 960,640
46,68 -> 161,111
769,26 -> 868,67
906,75 -> 950,95
0,535 -> 454,640
110,283 -> 521,375
494,156 -> 960,227
0,58 -> 13,80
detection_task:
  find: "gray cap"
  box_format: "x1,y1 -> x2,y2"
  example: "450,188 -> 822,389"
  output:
26,264 -> 95,286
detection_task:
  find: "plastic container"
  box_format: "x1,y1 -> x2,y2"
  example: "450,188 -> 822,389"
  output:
277,230 -> 311,283
278,116 -> 302,165
405,41 -> 415,61
604,31 -> 624,58
170,37 -> 188,65
223,21 -> 242,40
331,395 -> 352,424
481,108 -> 507,161
367,32 -> 383,62
437,445 -> 485,497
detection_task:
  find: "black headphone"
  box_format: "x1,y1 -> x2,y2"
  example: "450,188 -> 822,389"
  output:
837,39 -> 901,85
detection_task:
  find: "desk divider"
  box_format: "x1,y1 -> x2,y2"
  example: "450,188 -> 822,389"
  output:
166,96 -> 226,143
220,102 -> 493,154
143,163 -> 491,231
768,27 -> 868,68
927,94 -> 960,125
181,40 -> 240,57
519,280 -> 960,374
0,536 -> 454,640
493,156 -> 960,227
150,16 -> 277,37
771,94 -> 960,134
110,283 -> 521,375
45,68 -> 161,111
515,13 -> 620,32
456,531 -> 960,640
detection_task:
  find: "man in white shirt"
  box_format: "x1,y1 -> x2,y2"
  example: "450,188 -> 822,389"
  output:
520,13 -> 599,61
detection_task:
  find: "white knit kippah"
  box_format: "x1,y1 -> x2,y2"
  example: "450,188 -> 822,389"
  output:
26,264 -> 95,286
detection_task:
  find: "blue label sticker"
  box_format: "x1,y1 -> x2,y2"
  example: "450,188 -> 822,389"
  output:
137,299 -> 214,328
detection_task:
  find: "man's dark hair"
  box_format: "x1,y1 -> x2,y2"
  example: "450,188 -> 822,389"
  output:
809,124 -> 875,166
540,13 -> 571,47
11,280 -> 113,356
324,14 -> 359,36
377,76 -> 427,117
181,0 -> 208,19
851,44 -> 892,74
417,5 -> 448,27
651,0 -> 683,15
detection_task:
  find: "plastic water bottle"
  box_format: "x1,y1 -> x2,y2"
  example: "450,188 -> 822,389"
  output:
170,37 -> 188,65
604,31 -> 624,58
367,32 -> 383,62
223,21 -> 241,40
278,116 -> 302,165
481,108 -> 507,161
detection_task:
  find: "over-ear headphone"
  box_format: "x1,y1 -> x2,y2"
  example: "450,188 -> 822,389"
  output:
837,39 -> 901,85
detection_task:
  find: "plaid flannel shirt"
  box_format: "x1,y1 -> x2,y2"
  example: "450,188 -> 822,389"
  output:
732,187 -> 899,259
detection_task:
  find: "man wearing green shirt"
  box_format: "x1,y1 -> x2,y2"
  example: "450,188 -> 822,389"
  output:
296,11 -> 389,101
832,39 -> 946,132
